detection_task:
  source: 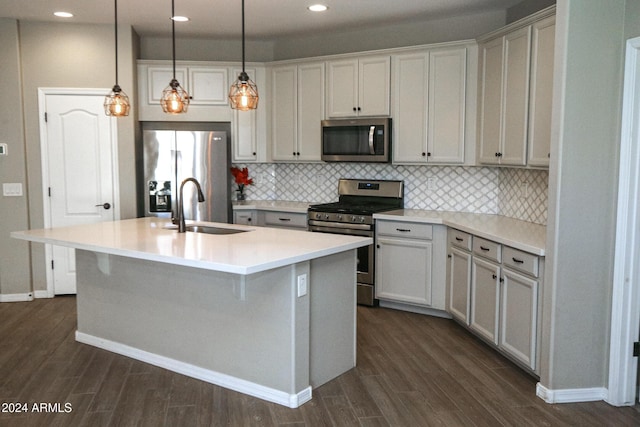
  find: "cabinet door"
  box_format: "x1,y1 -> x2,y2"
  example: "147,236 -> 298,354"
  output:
470,257 -> 500,344
232,68 -> 258,162
358,56 -> 391,116
428,48 -> 466,163
500,268 -> 538,370
297,62 -> 324,161
527,16 -> 555,167
147,66 -> 188,104
376,237 -> 432,306
448,247 -> 471,324
271,66 -> 298,161
478,37 -> 504,164
327,59 -> 358,117
188,66 -> 228,105
500,26 -> 531,166
392,52 -> 429,163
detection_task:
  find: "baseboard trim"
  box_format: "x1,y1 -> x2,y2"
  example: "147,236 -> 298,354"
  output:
536,382 -> 608,403
34,290 -> 54,299
379,300 -> 452,319
75,331 -> 312,408
0,292 -> 34,303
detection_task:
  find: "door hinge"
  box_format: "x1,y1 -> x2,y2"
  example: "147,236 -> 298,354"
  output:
634,342 -> 640,357
44,112 -> 48,122
51,260 -> 54,270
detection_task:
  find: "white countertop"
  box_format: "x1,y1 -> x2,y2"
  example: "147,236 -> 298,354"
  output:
11,218 -> 371,275
374,209 -> 546,256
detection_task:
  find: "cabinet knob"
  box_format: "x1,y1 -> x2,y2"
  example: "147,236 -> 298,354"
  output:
422,152 -> 426,157
353,107 -> 357,112
357,107 -> 361,111
376,244 -> 380,249
447,254 -> 452,258
247,218 -> 251,222
252,152 -> 256,156
492,274 -> 498,280
427,152 -> 431,157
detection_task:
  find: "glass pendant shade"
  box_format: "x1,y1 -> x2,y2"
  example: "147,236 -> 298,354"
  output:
229,0 -> 258,111
161,79 -> 190,114
104,84 -> 130,117
104,0 -> 130,117
229,72 -> 259,111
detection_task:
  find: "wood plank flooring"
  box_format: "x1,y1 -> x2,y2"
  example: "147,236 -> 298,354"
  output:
1,296 -> 640,426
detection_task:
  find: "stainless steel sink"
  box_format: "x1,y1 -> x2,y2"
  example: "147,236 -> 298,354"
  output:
185,225 -> 248,235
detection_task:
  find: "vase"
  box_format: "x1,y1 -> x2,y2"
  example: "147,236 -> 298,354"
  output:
236,190 -> 246,201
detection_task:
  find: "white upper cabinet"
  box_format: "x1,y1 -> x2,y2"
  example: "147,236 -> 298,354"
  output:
232,68 -> 267,163
392,46 -> 467,164
527,15 -> 556,167
271,62 -> 324,162
326,56 -> 390,117
477,7 -> 555,167
478,26 -> 531,166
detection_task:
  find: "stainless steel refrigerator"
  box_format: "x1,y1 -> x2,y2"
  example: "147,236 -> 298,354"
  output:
141,122 -> 231,223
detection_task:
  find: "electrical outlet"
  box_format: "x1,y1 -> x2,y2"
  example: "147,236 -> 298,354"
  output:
427,178 -> 437,190
297,274 -> 308,297
0,143 -> 7,156
520,181 -> 529,198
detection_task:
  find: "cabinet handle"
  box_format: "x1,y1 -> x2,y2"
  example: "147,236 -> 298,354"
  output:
396,228 -> 411,232
480,246 -> 490,251
422,152 -> 426,157
447,254 -> 452,258
492,274 -> 498,279
376,244 -> 380,249
297,152 -> 301,156
252,152 -> 256,156
500,278 -> 504,283
497,152 -> 503,157
455,237 -> 463,242
247,218 -> 252,222
278,218 -> 291,222
353,107 -> 357,112
427,152 -> 431,157
512,257 -> 524,264
357,107 -> 361,111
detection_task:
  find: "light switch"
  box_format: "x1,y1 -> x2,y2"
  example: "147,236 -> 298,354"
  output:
297,274 -> 308,297
3,183 -> 23,197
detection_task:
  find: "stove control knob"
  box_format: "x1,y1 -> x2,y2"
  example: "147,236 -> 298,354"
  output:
315,213 -> 322,220
359,216 -> 366,223
350,215 -> 357,222
324,214 -> 330,220
336,214 -> 343,221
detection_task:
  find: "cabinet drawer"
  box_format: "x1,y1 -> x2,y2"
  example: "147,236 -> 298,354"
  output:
448,229 -> 472,250
263,211 -> 307,229
503,246 -> 539,277
377,221 -> 432,240
473,237 -> 502,263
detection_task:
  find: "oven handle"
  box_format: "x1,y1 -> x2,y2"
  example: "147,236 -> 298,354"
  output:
308,220 -> 372,231
308,225 -> 373,237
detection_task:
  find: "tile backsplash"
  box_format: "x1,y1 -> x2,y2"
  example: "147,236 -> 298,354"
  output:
232,163 -> 548,225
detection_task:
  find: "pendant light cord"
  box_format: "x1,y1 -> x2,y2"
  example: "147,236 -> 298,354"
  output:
171,0 -> 176,80
241,0 -> 245,73
114,0 -> 119,85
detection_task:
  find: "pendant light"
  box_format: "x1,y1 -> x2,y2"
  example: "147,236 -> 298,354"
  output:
104,0 -> 130,117
228,0 -> 259,111
160,0 -> 189,114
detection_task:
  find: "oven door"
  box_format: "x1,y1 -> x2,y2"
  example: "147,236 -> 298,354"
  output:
308,223 -> 376,305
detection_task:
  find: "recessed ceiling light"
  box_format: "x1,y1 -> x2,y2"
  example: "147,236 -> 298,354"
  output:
171,16 -> 190,22
53,11 -> 74,18
308,4 -> 328,12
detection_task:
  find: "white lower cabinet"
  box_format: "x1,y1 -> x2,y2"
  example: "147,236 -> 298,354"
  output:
258,211 -> 308,230
470,256 -> 501,345
447,228 -> 543,374
375,221 -> 446,311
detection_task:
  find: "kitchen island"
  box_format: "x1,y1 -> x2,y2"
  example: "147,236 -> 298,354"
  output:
11,218 -> 371,408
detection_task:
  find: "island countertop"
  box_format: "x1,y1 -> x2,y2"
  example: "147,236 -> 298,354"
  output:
11,217 -> 372,275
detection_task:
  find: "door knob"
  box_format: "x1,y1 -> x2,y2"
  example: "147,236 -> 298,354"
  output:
95,202 -> 111,210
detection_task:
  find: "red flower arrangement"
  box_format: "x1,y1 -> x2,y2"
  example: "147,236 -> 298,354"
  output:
230,166 -> 253,200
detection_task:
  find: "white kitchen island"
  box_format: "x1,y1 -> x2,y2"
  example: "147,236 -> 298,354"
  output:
11,218 -> 371,408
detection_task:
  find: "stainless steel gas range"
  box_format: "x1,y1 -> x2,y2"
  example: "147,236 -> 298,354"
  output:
308,179 -> 404,306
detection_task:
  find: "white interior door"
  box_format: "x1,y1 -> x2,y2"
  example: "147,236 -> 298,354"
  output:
39,89 -> 119,295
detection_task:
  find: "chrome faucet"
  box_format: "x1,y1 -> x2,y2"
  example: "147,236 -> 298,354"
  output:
178,177 -> 205,232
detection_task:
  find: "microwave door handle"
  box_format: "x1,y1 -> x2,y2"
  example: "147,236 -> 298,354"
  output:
369,126 -> 376,155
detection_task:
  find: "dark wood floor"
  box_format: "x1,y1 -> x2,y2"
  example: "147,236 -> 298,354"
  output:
1,296 -> 640,426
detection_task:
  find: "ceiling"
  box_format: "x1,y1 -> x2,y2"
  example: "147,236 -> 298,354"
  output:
0,0 -> 523,39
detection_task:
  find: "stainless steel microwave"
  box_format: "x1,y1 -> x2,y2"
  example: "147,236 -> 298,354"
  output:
321,118 -> 391,162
